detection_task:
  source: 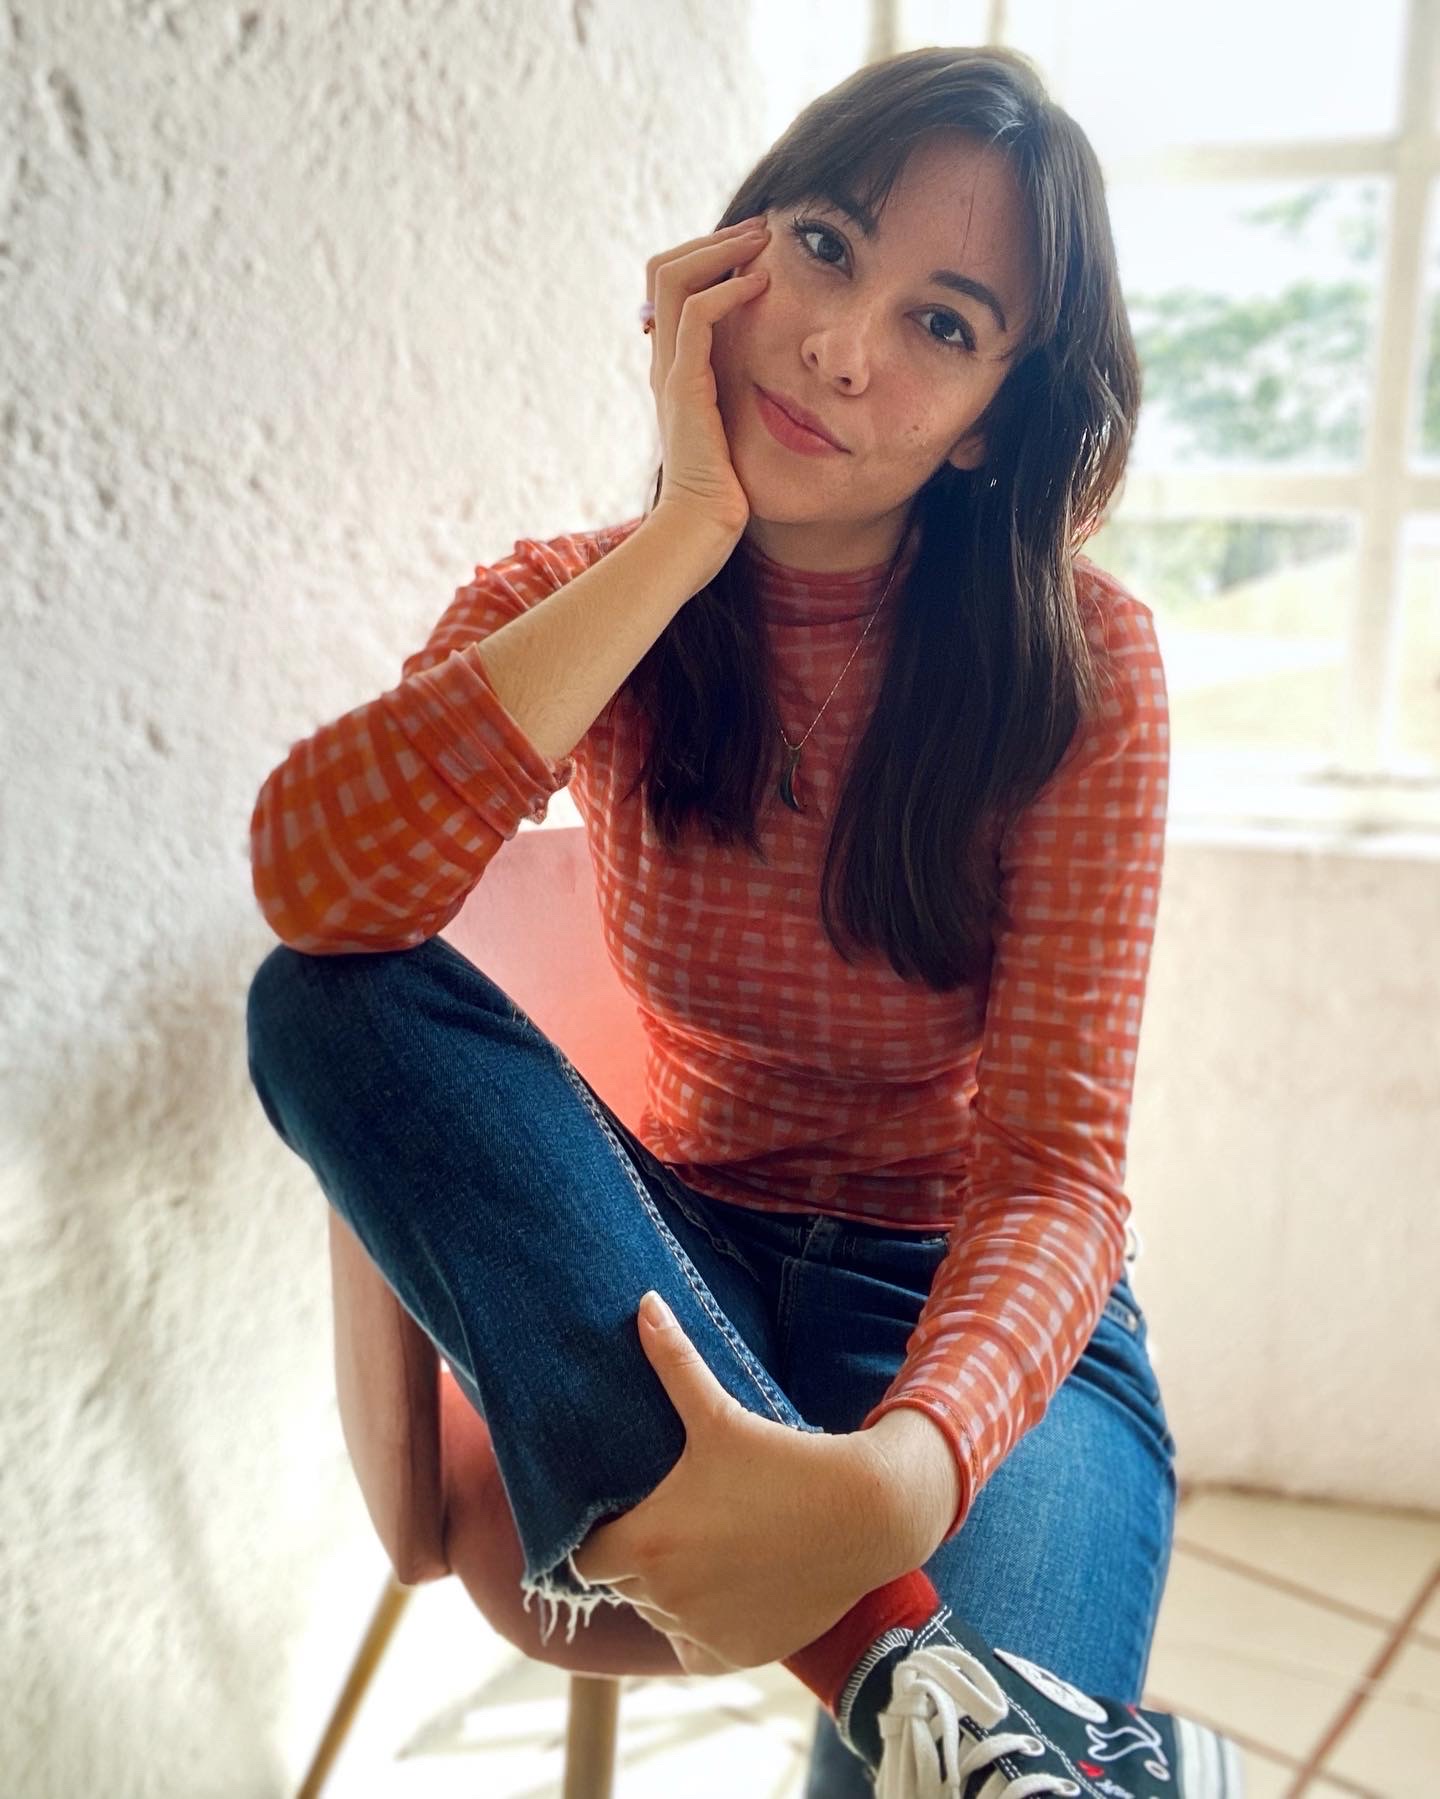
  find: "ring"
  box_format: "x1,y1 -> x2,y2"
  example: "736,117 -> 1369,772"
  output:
638,299 -> 656,334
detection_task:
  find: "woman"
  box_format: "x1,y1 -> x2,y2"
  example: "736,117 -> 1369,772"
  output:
246,45 -> 1243,1799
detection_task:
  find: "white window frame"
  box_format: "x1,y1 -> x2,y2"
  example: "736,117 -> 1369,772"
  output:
878,0 -> 1440,844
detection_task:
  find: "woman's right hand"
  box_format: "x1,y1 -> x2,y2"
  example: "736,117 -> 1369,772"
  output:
645,216 -> 771,550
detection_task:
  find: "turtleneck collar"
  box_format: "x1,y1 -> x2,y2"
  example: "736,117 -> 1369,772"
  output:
737,524 -> 921,627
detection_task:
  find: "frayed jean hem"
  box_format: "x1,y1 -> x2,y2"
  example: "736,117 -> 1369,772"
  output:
516,1490 -> 649,1649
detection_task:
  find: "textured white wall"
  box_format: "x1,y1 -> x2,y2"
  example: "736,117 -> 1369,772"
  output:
1126,835 -> 1439,1509
0,2 -> 766,1792
2,3 -> 1436,1794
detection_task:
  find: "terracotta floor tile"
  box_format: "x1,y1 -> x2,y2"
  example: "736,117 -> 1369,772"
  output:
1319,1636 -> 1440,1793
1177,1486 -> 1440,1624
1140,1544 -> 1388,1762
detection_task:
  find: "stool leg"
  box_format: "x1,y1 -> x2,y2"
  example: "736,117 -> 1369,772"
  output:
560,1673 -> 621,1799
297,1574 -> 412,1798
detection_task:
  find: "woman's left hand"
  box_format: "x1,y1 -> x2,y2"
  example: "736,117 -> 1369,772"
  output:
568,1291 -> 904,1675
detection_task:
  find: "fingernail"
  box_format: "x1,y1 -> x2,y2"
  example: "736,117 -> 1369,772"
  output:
641,1291 -> 673,1327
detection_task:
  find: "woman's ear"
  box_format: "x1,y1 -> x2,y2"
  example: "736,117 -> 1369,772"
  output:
945,425 -> 987,472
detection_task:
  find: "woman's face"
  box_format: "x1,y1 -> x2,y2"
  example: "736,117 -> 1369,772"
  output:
710,132 -> 1038,573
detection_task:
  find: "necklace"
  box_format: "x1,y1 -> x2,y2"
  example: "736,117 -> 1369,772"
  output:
774,552 -> 905,815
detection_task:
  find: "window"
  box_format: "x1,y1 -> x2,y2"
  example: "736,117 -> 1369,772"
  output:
897,0 -> 1439,837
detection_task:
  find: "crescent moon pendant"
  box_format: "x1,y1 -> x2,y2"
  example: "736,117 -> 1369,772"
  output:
778,744 -> 806,814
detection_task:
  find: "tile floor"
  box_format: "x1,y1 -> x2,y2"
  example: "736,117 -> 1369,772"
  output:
306,1482 -> 1440,1798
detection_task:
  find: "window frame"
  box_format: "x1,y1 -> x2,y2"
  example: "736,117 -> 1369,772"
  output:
937,0 -> 1440,839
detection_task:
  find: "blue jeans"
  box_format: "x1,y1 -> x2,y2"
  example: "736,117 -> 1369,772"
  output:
245,933 -> 1178,1799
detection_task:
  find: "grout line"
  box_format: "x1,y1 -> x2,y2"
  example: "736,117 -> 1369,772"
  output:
1172,1532 -> 1430,1635
1283,1561 -> 1440,1797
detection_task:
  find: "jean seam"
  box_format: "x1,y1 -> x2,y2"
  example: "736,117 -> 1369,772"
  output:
775,1248 -> 803,1391
654,1178 -> 769,1285
1090,1361 -> 1176,1475
551,1056 -> 810,1431
1102,1295 -> 1141,1334
1115,1459 -> 1178,1705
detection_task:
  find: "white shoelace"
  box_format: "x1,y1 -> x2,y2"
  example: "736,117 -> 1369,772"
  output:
876,1644 -> 1083,1799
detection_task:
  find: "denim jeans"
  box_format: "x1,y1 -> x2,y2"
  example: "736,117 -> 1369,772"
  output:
245,932 -> 1178,1799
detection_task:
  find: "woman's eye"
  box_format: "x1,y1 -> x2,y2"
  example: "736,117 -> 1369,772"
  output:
788,216 -> 977,354
791,218 -> 846,268
918,308 -> 976,353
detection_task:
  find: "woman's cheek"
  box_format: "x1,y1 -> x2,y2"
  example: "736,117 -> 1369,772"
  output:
712,285 -> 758,363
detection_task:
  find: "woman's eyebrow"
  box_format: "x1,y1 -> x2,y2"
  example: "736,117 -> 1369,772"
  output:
817,189 -> 1009,335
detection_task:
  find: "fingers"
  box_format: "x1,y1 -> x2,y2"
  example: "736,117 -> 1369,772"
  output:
606,1595 -> 739,1675
667,270 -> 768,398
593,1572 -> 680,1617
670,1637 -> 735,1678
673,262 -> 767,345
643,216 -> 768,301
620,1595 -> 684,1635
650,229 -> 769,309
647,224 -> 771,387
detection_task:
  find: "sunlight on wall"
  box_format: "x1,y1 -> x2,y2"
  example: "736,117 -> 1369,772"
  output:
749,0 -> 873,147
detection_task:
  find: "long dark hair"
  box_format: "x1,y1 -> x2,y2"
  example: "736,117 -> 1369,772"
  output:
617,45 -> 1141,993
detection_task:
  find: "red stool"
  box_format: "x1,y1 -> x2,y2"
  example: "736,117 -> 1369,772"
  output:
299,823 -> 686,1799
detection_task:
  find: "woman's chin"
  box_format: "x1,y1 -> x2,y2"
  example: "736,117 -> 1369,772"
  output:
729,442 -> 843,525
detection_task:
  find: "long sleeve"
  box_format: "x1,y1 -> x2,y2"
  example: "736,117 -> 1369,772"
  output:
860,582 -> 1170,1543
248,528 -> 622,953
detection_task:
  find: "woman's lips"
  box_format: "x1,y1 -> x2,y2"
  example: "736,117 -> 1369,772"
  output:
754,385 -> 847,456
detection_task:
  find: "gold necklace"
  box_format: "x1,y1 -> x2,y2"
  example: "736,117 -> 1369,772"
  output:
774,556 -> 903,814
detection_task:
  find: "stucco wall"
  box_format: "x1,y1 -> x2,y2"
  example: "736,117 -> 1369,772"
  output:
1,2 -> 768,1790
2,3 -> 1434,1794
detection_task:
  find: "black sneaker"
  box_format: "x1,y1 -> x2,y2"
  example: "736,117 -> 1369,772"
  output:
867,1604 -> 1245,1798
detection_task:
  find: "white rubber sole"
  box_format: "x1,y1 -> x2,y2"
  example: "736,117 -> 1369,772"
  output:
1175,1715 -> 1248,1797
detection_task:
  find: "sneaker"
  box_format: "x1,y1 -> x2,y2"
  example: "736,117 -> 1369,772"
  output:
873,1605 -> 1245,1798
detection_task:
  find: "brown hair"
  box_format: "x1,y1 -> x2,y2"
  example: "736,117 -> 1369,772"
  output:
617,44 -> 1141,992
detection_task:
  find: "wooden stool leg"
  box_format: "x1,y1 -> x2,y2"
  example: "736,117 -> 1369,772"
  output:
296,1574 -> 412,1799
560,1673 -> 622,1799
